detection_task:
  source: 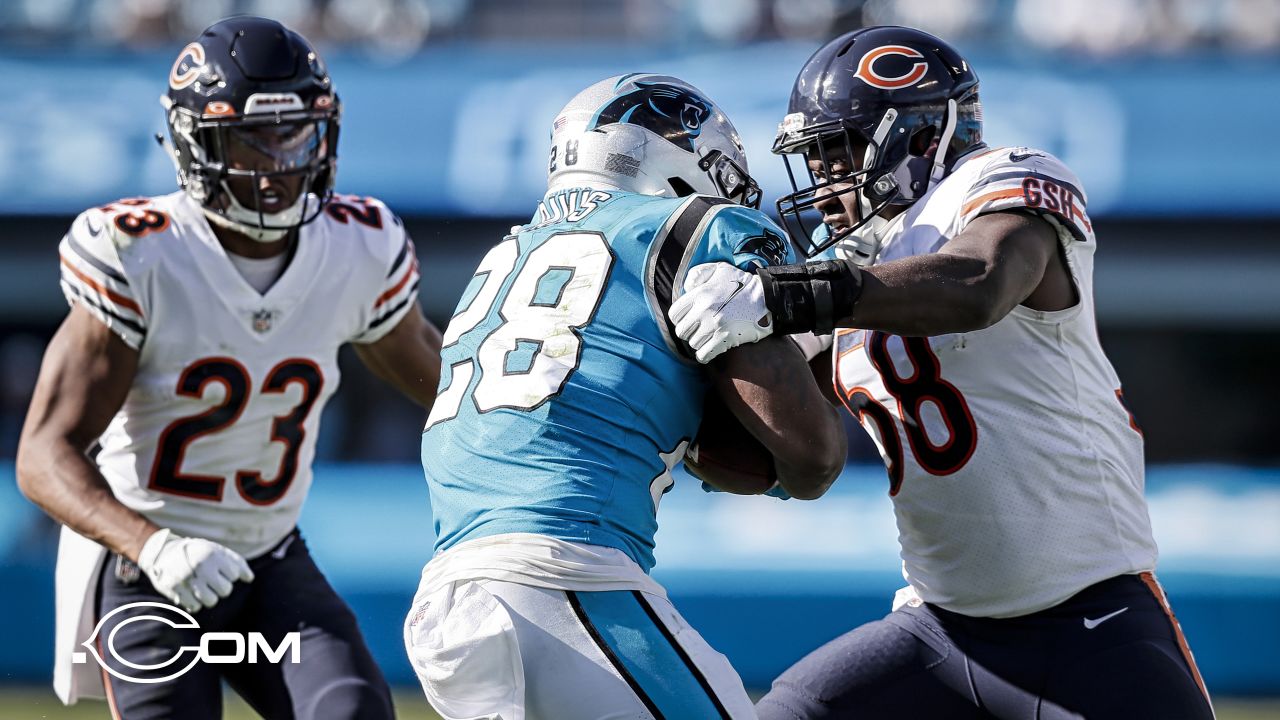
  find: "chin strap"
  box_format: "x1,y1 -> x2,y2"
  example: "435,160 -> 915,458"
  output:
200,186 -> 314,243
201,206 -> 291,242
837,213 -> 893,267
930,99 -> 959,186
859,108 -> 899,220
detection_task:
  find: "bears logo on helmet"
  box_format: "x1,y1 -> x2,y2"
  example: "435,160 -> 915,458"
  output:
169,42 -> 205,91
853,45 -> 929,90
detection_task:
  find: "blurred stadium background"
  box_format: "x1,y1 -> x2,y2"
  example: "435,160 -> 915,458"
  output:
1,0 -> 1278,717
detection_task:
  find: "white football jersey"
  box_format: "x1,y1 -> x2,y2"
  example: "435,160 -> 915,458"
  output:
58,191 -> 420,558
832,147 -> 1158,618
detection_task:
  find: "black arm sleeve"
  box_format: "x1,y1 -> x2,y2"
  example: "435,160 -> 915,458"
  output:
758,259 -> 864,335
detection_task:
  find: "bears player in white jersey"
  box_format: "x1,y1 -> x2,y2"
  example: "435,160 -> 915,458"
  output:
16,16 -> 442,719
670,26 -> 1215,719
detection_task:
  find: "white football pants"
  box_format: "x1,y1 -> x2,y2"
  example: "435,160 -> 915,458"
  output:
404,576 -> 757,720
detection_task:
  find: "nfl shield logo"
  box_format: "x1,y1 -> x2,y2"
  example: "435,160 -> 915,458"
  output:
252,309 -> 275,333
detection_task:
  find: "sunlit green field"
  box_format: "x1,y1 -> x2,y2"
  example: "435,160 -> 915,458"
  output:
0,688 -> 442,720
2,687 -> 1277,719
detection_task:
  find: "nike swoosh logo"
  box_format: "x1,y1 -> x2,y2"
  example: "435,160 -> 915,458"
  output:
85,216 -> 104,237
713,280 -> 746,313
1083,607 -> 1129,629
270,535 -> 296,560
1009,150 -> 1045,163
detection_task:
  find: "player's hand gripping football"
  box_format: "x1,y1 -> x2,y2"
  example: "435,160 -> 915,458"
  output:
136,528 -> 255,613
669,263 -> 774,363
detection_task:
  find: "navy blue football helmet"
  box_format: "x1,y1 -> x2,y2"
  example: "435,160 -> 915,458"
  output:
773,26 -> 984,259
159,16 -> 340,241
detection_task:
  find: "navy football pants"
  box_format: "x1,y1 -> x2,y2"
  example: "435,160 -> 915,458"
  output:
95,529 -> 394,720
757,573 -> 1215,719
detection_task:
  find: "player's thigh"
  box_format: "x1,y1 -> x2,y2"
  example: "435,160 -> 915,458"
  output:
1034,590 -> 1216,720
95,557 -> 225,720
1039,638 -> 1214,720
1030,574 -> 1213,720
404,576 -> 528,720
547,585 -> 754,720
756,616 -> 986,720
223,533 -> 393,720
404,576 -> 754,720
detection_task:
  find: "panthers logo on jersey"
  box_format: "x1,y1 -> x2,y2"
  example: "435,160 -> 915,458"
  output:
590,80 -> 712,152
738,228 -> 789,267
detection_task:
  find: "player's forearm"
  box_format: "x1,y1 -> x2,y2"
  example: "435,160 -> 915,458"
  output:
847,254 -> 1006,335
759,254 -> 1008,338
377,358 -> 439,409
400,355 -> 442,410
16,437 -> 158,561
808,352 -> 841,408
771,402 -> 846,500
713,338 -> 846,498
356,308 -> 443,409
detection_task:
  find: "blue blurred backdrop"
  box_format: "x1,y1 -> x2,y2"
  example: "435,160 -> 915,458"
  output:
1,0 -> 1278,705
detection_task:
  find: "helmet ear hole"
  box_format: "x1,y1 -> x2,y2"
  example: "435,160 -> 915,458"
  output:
667,177 -> 697,197
909,126 -> 937,157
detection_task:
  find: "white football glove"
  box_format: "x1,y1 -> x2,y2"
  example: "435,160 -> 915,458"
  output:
136,528 -> 255,613
669,263 -> 774,364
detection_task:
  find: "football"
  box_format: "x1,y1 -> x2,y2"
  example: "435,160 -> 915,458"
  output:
684,391 -> 777,495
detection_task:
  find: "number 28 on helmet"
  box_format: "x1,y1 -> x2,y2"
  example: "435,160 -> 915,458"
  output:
546,73 -> 762,209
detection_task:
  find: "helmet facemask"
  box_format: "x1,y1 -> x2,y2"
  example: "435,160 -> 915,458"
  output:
162,95 -> 339,242
774,93 -> 981,261
775,113 -> 897,263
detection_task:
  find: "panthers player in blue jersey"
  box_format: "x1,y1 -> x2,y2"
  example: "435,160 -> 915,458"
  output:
405,74 -> 846,719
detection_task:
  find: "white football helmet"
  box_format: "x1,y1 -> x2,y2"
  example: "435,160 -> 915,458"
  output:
546,74 -> 761,207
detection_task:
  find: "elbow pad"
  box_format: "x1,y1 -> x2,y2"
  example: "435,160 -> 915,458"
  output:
758,260 -> 864,335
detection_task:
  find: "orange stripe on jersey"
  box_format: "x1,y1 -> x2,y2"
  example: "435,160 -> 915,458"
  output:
969,147 -> 1006,161
374,257 -> 418,310
960,188 -> 1024,217
60,255 -> 142,315
1139,572 -> 1213,708
98,636 -> 123,720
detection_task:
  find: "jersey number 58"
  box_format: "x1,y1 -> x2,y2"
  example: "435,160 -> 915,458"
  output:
839,332 -> 978,495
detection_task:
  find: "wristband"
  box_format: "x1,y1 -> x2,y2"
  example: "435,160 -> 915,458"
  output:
136,528 -> 172,570
758,260 -> 863,334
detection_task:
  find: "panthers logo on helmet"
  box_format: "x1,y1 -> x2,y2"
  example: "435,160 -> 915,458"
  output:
739,228 -> 789,267
590,81 -> 712,153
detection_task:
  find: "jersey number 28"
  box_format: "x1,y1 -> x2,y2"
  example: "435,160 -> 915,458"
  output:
426,232 -> 613,427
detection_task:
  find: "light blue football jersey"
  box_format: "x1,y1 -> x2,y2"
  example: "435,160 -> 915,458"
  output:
421,189 -> 795,571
